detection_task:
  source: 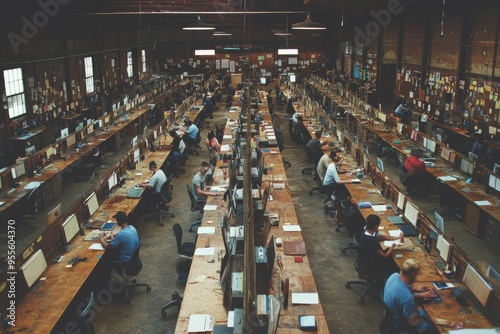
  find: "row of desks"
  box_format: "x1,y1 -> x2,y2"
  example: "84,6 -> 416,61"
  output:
292,89 -> 495,332
11,100 -> 203,333
175,94 -> 329,333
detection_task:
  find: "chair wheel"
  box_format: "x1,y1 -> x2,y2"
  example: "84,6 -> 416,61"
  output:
147,286 -> 152,292
345,283 -> 351,289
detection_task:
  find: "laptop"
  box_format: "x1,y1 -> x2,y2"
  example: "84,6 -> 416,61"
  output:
398,224 -> 418,237
387,216 -> 406,225
449,287 -> 469,307
126,187 -> 145,198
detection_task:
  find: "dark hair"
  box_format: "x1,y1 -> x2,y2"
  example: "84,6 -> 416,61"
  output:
185,119 -> 192,126
169,129 -> 177,137
149,161 -> 157,169
207,131 -> 215,139
365,214 -> 381,230
297,116 -> 303,122
201,161 -> 210,168
329,151 -> 337,160
315,131 -> 322,139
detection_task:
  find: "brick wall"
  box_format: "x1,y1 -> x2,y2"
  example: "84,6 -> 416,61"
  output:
402,17 -> 424,65
470,6 -> 497,76
382,19 -> 400,62
429,16 -> 462,70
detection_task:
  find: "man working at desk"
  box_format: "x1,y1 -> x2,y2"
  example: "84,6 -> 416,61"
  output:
140,161 -> 167,211
383,259 -> 439,334
178,119 -> 199,148
402,149 -> 426,194
306,130 -> 328,164
192,161 -> 220,204
99,211 -> 139,263
322,151 -> 351,192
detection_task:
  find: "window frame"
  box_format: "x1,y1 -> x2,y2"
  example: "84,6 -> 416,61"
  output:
3,67 -> 27,119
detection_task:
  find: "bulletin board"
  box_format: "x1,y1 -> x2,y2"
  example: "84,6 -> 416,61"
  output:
464,77 -> 500,125
424,70 -> 456,113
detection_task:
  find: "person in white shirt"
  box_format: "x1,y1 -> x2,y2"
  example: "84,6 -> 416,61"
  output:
322,151 -> 352,194
140,161 -> 167,211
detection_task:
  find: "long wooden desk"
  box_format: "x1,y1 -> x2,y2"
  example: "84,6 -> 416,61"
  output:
10,95 -> 202,333
175,98 -> 329,333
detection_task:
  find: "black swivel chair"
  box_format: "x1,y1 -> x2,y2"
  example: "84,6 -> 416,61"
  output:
73,163 -> 97,183
186,184 -> 205,232
275,128 -> 291,168
22,186 -> 40,221
161,291 -> 183,318
345,234 -> 386,304
76,292 -> 96,334
302,146 -> 317,175
186,131 -> 202,156
113,240 -> 151,303
172,223 -> 196,258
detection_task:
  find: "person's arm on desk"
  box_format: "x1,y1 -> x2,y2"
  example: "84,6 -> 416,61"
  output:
99,232 -> 115,250
411,285 -> 434,299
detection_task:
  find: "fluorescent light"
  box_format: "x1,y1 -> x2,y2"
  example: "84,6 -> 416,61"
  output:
223,47 -> 240,51
274,31 -> 292,36
195,49 -> 215,56
213,31 -> 232,36
183,15 -> 215,31
278,49 -> 298,55
292,14 -> 326,30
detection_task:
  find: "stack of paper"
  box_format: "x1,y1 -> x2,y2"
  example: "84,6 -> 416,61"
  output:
188,314 -> 214,333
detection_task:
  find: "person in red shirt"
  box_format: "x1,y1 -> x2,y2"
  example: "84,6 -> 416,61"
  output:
404,149 -> 426,176
403,149 -> 426,194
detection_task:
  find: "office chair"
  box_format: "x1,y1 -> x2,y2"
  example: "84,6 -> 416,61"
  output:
379,291 -> 412,334
186,184 -> 205,232
172,223 -> 195,258
333,191 -> 351,232
73,163 -> 97,183
345,234 -> 386,304
186,131 -> 202,156
113,240 -> 151,303
301,146 -> 317,175
275,128 -> 291,168
76,292 -> 95,334
161,291 -> 183,318
22,186 -> 40,221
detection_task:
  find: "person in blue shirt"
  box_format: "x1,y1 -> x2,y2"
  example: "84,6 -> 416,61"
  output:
100,211 -> 139,263
394,99 -> 413,125
180,119 -> 199,147
383,259 -> 439,334
203,94 -> 214,119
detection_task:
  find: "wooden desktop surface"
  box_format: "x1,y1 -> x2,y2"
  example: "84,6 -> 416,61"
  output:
175,103 -> 328,333
11,98 -> 201,333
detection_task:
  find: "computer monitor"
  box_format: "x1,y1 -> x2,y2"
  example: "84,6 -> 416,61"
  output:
134,149 -> 140,164
93,121 -> 100,131
143,125 -> 148,136
468,151 -> 478,161
289,75 -> 296,83
494,163 -> 500,175
434,211 -> 444,233
99,120 -> 103,128
21,249 -> 47,288
60,128 -> 69,139
84,192 -> 99,217
66,133 -> 76,147
404,200 -> 418,228
463,264 -> 493,307
107,172 -> 118,192
377,157 -> 384,172
25,145 -> 36,156
363,144 -> 369,156
436,133 -> 442,142
86,119 -> 93,126
460,158 -> 474,175
131,135 -> 138,148
11,161 -> 26,180
260,77 -> 267,85
46,203 -> 62,226
266,236 -> 276,280
62,213 -> 80,245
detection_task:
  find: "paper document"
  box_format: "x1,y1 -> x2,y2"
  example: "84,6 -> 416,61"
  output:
197,227 -> 216,235
221,144 -> 231,152
372,205 -> 387,212
283,225 -> 302,232
24,181 -> 42,190
194,247 -> 215,256
89,243 -> 105,250
203,204 -> 217,211
388,230 -> 402,237
437,176 -> 457,182
291,293 -> 319,304
187,314 -> 214,332
474,200 -> 492,206
223,135 -> 233,139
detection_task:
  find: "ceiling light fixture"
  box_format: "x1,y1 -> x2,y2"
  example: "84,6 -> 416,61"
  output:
213,31 -> 232,36
292,14 -> 326,30
183,15 -> 215,31
274,31 -> 292,36
223,47 -> 240,51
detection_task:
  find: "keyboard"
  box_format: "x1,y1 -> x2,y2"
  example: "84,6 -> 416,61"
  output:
398,224 -> 419,237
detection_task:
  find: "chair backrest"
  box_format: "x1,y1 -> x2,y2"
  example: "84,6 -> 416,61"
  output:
125,240 -> 143,276
186,184 -> 204,212
25,186 -> 39,217
77,292 -> 95,334
172,223 -> 183,254
160,179 -> 173,204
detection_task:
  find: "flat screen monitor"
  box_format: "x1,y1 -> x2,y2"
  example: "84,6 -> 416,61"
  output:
460,158 -> 474,175
266,236 -> 276,280
46,203 -> 62,226
21,249 -> 47,288
93,121 -> 100,131
134,149 -> 140,164
99,120 -> 103,128
62,214 -> 80,245
289,75 -> 296,83
107,172 -> 118,191
25,145 -> 36,156
60,128 -> 69,139
494,163 -> 500,175
377,157 -> 384,172
434,211 -> 444,233
468,151 -> 478,161
404,200 -> 419,228
66,133 -> 76,147
363,144 -> 369,156
86,119 -> 93,126
143,125 -> 148,136
11,161 -> 26,180
463,264 -> 493,307
260,77 -> 267,85
131,135 -> 138,148
85,192 -> 99,217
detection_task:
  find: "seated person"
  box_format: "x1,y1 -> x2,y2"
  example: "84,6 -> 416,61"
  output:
306,130 -> 328,163
192,161 -> 220,204
160,130 -> 182,161
394,99 -> 413,125
317,150 -> 333,181
383,259 -> 439,334
359,214 -> 402,279
140,161 -> 167,211
179,119 -> 199,147
322,151 -> 351,193
99,211 -> 139,265
291,116 -> 307,143
206,131 -> 221,164
403,149 -> 426,193
203,94 -> 215,119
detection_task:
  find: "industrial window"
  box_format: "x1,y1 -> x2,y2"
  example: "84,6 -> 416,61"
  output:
3,67 -> 27,119
141,49 -> 147,73
127,51 -> 133,77
84,56 -> 94,93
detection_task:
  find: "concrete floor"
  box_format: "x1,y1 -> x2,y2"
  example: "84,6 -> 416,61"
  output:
37,96 -> 496,333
